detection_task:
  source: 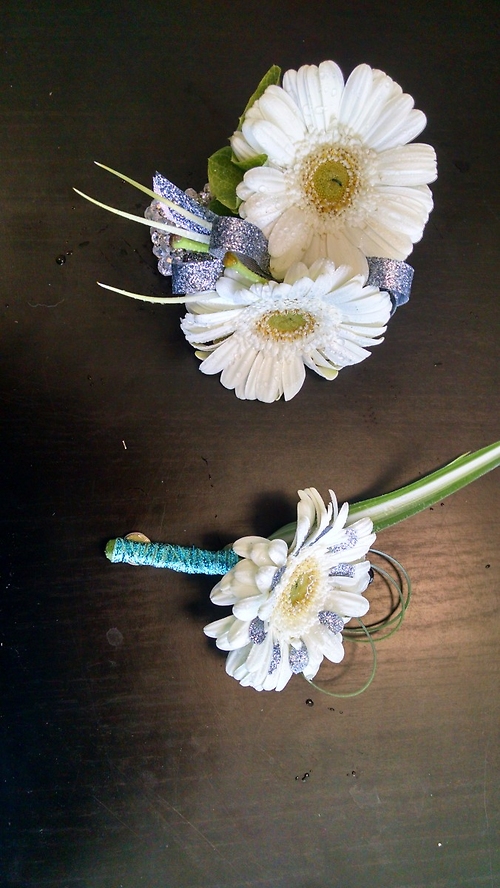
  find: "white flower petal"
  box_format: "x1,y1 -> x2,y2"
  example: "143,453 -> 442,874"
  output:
226,618 -> 253,649
267,538 -> 289,566
233,536 -> 272,560
338,64 -> 377,130
268,205 -> 312,259
307,623 -> 345,664
203,615 -> 235,639
226,644 -> 252,677
232,592 -> 268,621
244,632 -> 276,688
242,119 -> 297,166
255,564 -> 279,592
231,558 -> 259,584
328,589 -> 370,618
284,61 -> 345,133
198,336 -> 241,375
230,130 -> 259,162
238,165 -> 288,201
256,87 -> 307,143
216,345 -> 254,393
377,144 -> 437,186
366,99 -> 427,151
282,354 -> 306,401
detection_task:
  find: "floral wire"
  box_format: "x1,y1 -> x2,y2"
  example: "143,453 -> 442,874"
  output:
304,549 -> 410,698
343,548 -> 411,642
305,617 -> 377,698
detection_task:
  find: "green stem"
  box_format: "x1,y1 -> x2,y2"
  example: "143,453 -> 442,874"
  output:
223,251 -> 269,283
272,441 -> 500,541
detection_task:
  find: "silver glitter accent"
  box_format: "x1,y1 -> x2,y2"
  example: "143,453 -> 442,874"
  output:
209,216 -> 270,274
171,258 -> 224,294
318,611 -> 345,634
153,172 -> 214,235
249,616 -> 267,645
289,643 -> 309,674
268,643 -> 281,674
270,565 -> 286,591
327,529 -> 358,554
367,257 -> 414,314
329,562 -> 355,578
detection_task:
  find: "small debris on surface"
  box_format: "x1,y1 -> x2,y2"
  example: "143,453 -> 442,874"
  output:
305,698 -> 314,707
106,628 -> 123,647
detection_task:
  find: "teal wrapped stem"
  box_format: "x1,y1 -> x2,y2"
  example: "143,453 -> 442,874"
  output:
105,538 -> 239,575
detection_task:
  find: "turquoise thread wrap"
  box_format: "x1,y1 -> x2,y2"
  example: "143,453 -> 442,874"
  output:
105,538 -> 239,575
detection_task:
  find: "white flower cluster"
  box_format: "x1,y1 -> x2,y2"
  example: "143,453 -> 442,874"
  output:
183,61 -> 436,401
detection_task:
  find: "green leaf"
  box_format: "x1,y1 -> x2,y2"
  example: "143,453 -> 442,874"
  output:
230,153 -> 268,172
207,198 -> 238,217
238,65 -> 281,130
207,147 -> 269,211
207,146 -> 243,212
348,441 -> 500,532
270,441 -> 500,542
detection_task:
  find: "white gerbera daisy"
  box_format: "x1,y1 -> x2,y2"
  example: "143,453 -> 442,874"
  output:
231,62 -> 437,279
180,258 -> 391,402
204,488 -> 375,691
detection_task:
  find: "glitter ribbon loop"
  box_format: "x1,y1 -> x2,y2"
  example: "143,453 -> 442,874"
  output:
171,258 -> 225,294
106,537 -> 239,575
153,172 -> 215,235
367,257 -> 414,314
151,173 -> 271,291
208,216 -> 271,274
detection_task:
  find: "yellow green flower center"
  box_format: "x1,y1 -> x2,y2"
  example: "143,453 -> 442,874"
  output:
289,566 -> 316,606
301,146 -> 360,215
256,309 -> 316,341
273,557 -> 321,634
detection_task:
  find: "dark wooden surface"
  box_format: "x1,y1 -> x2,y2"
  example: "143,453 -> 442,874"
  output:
1,2 -> 499,886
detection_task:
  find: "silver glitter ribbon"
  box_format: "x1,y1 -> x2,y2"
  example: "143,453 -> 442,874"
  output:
367,257 -> 414,314
153,172 -> 215,235
151,172 -> 271,292
209,216 -> 270,274
171,257 -> 224,294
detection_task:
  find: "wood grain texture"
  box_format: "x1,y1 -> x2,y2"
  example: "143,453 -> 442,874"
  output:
1,2 -> 499,886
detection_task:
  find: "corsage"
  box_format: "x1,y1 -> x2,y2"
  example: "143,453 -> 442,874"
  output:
76,61 -> 437,402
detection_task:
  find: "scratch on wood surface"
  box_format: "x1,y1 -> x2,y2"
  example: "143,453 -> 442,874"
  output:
93,796 -> 141,839
482,742 -> 490,831
153,794 -> 242,874
482,739 -> 494,886
27,299 -> 65,308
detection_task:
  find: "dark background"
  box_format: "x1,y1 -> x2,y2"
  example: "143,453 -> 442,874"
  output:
1,2 -> 499,886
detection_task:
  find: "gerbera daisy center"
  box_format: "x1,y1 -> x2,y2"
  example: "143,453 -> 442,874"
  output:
255,309 -> 316,341
301,146 -> 360,215
273,556 -> 322,634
